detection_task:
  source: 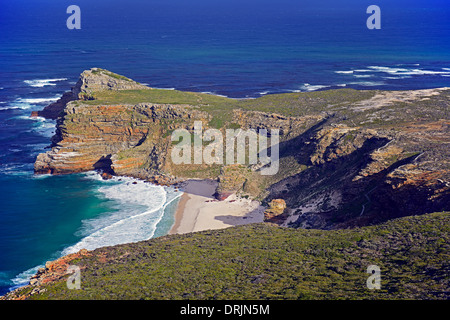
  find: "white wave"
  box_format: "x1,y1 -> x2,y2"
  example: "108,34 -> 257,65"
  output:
0,96 -> 55,111
61,178 -> 181,255
367,66 -> 450,77
334,70 -> 354,74
82,170 -> 108,182
17,115 -> 56,138
367,66 -> 410,74
383,76 -> 412,80
11,265 -> 42,288
442,68 -> 450,71
335,84 -> 347,87
353,74 -> 373,78
0,105 -> 25,111
395,63 -> 420,66
18,96 -> 60,104
34,121 -> 56,138
299,83 -> 330,92
24,78 -> 67,87
0,163 -> 33,176
31,173 -> 52,180
405,69 -> 450,75
201,91 -> 229,98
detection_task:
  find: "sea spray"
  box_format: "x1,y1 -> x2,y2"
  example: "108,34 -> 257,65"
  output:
62,174 -> 181,255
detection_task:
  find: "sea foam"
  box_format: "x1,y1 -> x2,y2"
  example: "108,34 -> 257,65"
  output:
24,78 -> 67,87
367,66 -> 450,77
61,175 -> 181,255
16,115 -> 56,138
18,96 -> 60,104
295,83 -> 330,92
0,96 -> 60,112
10,174 -> 181,289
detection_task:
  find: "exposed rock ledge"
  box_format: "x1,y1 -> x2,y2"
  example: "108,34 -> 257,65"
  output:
33,68 -> 149,120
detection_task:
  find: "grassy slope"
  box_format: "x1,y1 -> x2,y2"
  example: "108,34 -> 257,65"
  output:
24,212 -> 449,300
80,86 -> 449,129
81,88 -> 381,128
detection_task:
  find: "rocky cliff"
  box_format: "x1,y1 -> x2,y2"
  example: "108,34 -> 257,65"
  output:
34,68 -> 149,120
34,69 -> 449,229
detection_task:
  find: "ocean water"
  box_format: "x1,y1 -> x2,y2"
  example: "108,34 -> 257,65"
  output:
0,0 -> 449,295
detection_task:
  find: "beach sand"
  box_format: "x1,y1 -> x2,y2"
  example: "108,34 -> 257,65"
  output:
169,179 -> 264,235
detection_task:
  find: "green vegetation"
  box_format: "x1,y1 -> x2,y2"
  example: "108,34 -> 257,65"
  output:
22,212 -> 449,300
85,88 -> 378,122
90,68 -> 134,82
82,85 -> 450,130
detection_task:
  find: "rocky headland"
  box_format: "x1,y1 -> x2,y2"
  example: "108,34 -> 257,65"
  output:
33,68 -> 449,229
2,68 -> 449,300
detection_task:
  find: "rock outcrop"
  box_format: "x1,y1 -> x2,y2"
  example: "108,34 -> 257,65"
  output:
264,199 -> 287,223
1,249 -> 91,300
34,102 -> 210,179
34,68 -> 148,119
215,165 -> 248,200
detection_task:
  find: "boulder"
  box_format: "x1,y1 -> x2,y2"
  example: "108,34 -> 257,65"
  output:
264,199 -> 287,223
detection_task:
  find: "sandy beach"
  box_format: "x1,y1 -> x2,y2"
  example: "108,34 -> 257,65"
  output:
169,179 -> 264,235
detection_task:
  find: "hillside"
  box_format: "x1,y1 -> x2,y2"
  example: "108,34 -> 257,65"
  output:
33,68 -> 449,229
3,212 -> 448,300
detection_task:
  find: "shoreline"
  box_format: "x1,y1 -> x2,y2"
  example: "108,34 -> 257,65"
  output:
169,179 -> 264,235
2,177 -> 263,297
169,191 -> 192,235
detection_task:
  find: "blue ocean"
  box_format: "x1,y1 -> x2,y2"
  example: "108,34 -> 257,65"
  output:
0,0 -> 449,295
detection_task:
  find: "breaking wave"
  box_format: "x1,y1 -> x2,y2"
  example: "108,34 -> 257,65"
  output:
61,175 -> 182,255
23,78 -> 67,87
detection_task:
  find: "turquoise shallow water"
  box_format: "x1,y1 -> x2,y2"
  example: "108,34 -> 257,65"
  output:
0,0 -> 449,295
0,170 -> 181,293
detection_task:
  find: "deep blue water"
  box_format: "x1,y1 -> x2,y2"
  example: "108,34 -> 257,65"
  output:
0,0 -> 449,295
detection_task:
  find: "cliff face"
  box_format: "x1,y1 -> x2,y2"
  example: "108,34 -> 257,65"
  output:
35,68 -> 149,120
34,69 -> 449,229
35,102 -> 210,181
271,120 -> 449,229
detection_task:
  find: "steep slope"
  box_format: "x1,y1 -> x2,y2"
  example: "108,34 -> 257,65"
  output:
2,212 -> 448,300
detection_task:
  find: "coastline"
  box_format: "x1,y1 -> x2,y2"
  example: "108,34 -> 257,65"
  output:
169,179 -> 264,235
1,176 -> 263,298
